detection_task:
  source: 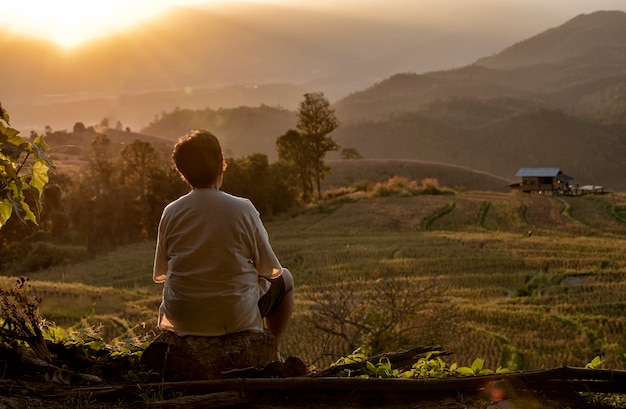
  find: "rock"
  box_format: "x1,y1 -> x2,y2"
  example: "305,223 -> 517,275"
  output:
140,330 -> 275,380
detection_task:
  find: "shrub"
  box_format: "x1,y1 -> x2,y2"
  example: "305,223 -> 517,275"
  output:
10,242 -> 88,273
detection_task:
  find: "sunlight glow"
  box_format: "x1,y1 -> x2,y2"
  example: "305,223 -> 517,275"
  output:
0,0 -> 215,48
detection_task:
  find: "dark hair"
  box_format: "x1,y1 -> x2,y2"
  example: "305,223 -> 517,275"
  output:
172,130 -> 224,188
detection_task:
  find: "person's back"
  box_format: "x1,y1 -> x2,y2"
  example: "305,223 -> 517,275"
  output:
153,130 -> 293,361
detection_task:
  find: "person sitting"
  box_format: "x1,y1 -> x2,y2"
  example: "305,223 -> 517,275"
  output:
152,129 -> 294,362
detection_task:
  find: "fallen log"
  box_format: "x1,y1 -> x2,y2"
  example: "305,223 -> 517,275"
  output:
44,366 -> 626,404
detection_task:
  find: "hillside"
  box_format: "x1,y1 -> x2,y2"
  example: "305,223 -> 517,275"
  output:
44,128 -> 174,172
321,160 -> 513,192
474,10 -> 626,69
332,106 -> 626,190
329,11 -> 626,191
335,11 -> 626,122
5,191 -> 626,374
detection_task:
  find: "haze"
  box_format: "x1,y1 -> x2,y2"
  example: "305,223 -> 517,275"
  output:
2,0 -> 626,131
2,0 -> 626,48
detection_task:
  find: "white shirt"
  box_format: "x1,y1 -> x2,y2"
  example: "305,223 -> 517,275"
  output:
153,189 -> 283,336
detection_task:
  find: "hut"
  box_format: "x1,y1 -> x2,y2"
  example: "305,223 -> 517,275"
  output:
512,168 -> 573,195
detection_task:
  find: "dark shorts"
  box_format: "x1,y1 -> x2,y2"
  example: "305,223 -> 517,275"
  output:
258,275 -> 286,318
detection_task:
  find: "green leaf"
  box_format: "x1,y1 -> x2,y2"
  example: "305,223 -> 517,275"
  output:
20,200 -> 38,224
0,123 -> 23,147
0,199 -> 12,227
454,367 -> 475,376
470,358 -> 484,372
2,159 -> 18,180
586,356 -> 603,369
0,103 -> 9,124
32,135 -> 56,169
30,161 -> 49,194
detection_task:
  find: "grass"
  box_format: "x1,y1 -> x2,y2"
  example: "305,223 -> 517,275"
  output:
2,190 -> 626,372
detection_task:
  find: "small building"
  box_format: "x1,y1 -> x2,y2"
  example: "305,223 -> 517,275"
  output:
512,168 -> 573,195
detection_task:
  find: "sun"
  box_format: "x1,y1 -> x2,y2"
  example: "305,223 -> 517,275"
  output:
0,0 -> 214,49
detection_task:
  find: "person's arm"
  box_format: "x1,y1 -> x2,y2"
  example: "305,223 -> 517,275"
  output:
252,215 -> 283,280
153,218 -> 168,283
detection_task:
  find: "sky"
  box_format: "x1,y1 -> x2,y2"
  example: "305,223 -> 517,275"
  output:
2,0 -> 626,48
0,0 -> 216,48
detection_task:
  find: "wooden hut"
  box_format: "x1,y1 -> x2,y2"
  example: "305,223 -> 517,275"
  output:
513,168 -> 573,194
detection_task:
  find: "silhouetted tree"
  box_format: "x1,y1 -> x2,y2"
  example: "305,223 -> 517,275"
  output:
341,147 -> 363,160
73,122 -> 86,133
276,129 -> 314,202
267,159 -> 299,215
99,117 -> 109,130
71,134 -> 126,253
276,92 -> 340,202
296,92 -> 339,200
118,140 -> 166,238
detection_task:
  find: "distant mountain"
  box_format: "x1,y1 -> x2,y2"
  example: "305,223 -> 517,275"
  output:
1,2 -> 562,132
335,11 -> 626,123
134,11 -> 626,190
140,105 -> 297,159
6,9 -> 626,191
8,84 -> 304,134
475,10 -> 626,69
330,11 -> 626,191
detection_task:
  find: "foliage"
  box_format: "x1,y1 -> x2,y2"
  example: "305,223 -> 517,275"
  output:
9,242 -> 87,274
276,129 -> 314,202
340,147 -> 363,160
373,176 -> 453,197
331,349 -> 508,379
585,355 -> 604,369
0,277 -> 52,362
297,92 -> 340,200
321,176 -> 454,201
57,133 -> 180,255
222,154 -> 299,217
0,103 -> 55,229
277,93 -> 339,202
305,276 -> 458,355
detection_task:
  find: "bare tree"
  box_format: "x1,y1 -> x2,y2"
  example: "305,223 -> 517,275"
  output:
305,276 -> 458,355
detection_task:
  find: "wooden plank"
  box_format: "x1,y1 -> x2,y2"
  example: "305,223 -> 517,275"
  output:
48,366 -> 626,403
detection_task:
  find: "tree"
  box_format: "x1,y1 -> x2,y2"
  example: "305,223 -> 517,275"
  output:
296,92 -> 339,200
306,276 -> 458,356
0,103 -> 55,229
341,147 -> 363,160
87,134 -> 115,195
69,133 -> 124,253
73,122 -> 86,133
118,140 -> 166,238
222,154 -> 298,217
276,129 -> 314,202
222,154 -> 271,215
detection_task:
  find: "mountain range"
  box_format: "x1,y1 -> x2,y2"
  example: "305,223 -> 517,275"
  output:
143,10 -> 626,191
2,7 -> 626,191
1,1 -> 580,131
331,10 -> 626,190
